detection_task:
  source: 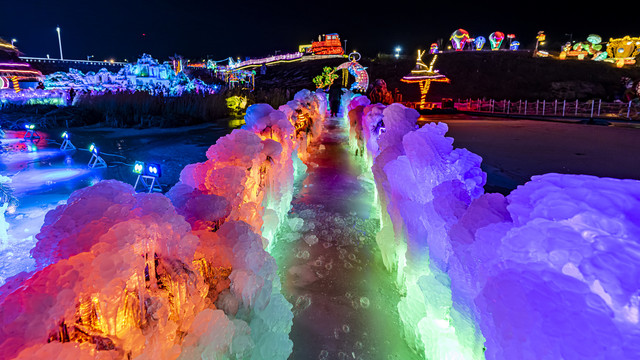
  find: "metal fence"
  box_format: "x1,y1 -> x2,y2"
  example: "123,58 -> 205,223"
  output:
454,99 -> 640,120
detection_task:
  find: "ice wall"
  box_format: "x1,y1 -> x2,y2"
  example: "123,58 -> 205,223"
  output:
0,180 -> 292,360
450,174 -> 640,359
350,96 -> 640,359
0,91 -> 331,359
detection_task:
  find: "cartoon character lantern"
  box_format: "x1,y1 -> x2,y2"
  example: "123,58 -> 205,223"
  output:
475,36 -> 486,50
450,29 -> 470,51
510,41 -> 520,50
430,43 -> 439,54
489,32 -> 505,50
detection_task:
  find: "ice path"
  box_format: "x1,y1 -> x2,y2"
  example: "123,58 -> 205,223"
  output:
271,115 -> 420,359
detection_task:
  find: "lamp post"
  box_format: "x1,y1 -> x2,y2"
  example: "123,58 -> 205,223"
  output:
11,39 -> 17,47
395,46 -> 401,58
56,26 -> 64,60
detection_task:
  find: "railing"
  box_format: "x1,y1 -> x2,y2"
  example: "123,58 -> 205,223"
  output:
20,57 -> 127,66
454,98 -> 640,120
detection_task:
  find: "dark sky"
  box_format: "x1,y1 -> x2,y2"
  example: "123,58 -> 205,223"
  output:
2,0 -> 638,62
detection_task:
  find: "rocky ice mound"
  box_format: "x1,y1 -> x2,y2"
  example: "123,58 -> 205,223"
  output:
450,174 -> 640,359
0,181 -> 293,359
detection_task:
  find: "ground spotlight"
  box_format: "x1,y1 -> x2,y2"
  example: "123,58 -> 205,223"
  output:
23,124 -> 40,141
132,161 -> 162,193
60,131 -> 76,151
146,163 -> 162,178
87,143 -> 107,168
133,160 -> 144,174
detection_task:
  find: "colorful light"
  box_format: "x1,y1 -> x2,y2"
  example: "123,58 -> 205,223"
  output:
401,51 -> 450,110
489,32 -> 505,50
146,163 -> 161,177
510,41 -> 520,50
11,76 -> 20,93
430,43 -> 439,54
133,161 -> 144,175
475,36 -> 486,51
450,29 -> 470,51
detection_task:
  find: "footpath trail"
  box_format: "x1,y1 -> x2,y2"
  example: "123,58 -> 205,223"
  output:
271,116 -> 419,360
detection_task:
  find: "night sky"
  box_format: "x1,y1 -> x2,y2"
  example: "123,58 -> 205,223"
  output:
2,0 -> 638,62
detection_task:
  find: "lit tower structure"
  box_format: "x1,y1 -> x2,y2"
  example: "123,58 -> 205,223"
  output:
401,50 -> 450,110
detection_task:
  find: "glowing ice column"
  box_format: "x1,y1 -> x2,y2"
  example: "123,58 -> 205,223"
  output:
364,103 -> 487,359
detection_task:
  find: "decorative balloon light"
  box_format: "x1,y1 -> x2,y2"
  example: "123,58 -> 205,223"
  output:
489,32 -> 505,50
430,43 -> 439,54
475,36 -> 486,51
510,41 -> 520,51
401,50 -> 450,110
450,29 -> 470,51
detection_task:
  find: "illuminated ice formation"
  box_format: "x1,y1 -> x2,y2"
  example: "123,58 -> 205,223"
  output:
350,96 -> 640,359
0,180 -> 293,359
0,88 -> 66,106
450,174 -> 640,359
44,54 -> 218,95
0,175 -> 11,247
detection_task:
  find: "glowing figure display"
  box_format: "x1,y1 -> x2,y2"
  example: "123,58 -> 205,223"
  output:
606,36 -> 640,67
450,29 -> 470,51
335,52 -> 369,92
401,50 -> 450,109
475,36 -> 486,50
510,41 -> 520,50
489,31 -> 505,50
430,43 -> 439,54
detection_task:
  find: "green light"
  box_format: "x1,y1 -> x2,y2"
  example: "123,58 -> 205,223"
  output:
133,161 -> 144,174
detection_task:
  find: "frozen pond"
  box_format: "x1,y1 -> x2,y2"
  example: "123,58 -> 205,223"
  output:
0,124 -> 231,284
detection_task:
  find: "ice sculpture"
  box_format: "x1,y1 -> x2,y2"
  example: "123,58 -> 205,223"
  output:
450,174 -> 640,359
351,94 -> 640,359
1,180 -> 293,359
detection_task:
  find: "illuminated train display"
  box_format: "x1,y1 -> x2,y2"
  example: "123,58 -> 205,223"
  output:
300,33 -> 345,56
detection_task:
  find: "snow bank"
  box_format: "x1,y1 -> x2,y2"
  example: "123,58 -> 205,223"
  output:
350,96 -> 640,359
